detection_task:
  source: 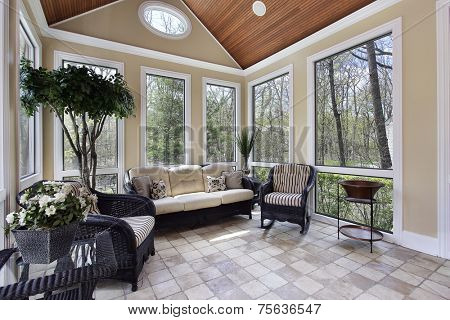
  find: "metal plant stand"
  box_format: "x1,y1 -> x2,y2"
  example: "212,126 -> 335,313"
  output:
337,180 -> 384,253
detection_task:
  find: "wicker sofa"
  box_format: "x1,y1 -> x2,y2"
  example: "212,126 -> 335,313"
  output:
124,164 -> 254,228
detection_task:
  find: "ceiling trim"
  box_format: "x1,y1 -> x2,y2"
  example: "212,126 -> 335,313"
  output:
27,0 -> 401,77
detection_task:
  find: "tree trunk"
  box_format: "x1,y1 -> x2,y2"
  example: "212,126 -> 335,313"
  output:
327,59 -> 346,166
366,41 -> 392,169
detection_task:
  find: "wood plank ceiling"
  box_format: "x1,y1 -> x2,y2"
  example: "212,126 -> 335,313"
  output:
40,0 -> 375,69
40,0 -> 118,26
183,0 -> 375,68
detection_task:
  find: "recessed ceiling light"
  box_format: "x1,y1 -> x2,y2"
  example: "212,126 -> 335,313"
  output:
252,1 -> 266,17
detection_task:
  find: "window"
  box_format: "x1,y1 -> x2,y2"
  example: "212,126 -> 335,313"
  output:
19,24 -> 40,180
54,52 -> 125,193
312,32 -> 398,233
203,78 -> 240,165
138,1 -> 191,39
141,67 -> 191,166
248,65 -> 293,180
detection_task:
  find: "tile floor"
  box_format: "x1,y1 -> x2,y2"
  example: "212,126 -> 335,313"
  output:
94,209 -> 450,300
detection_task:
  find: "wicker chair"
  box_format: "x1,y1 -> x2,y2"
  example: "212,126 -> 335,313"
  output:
17,181 -> 156,292
260,164 -> 317,234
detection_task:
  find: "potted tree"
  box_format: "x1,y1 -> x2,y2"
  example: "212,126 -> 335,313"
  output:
6,181 -> 95,263
20,59 -> 135,189
236,128 -> 257,175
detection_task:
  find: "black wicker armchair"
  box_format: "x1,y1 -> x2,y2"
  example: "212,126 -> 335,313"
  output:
260,164 -> 317,234
17,181 -> 156,292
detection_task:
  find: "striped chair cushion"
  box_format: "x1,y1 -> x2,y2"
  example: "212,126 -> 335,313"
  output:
273,164 -> 311,194
264,192 -> 303,207
121,216 -> 155,247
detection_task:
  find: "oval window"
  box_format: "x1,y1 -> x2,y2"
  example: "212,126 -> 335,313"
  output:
139,1 -> 191,39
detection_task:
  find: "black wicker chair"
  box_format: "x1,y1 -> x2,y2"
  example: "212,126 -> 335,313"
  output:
260,164 -> 317,234
17,181 -> 155,292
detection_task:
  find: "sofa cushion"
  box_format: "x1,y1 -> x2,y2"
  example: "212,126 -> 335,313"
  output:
273,164 -> 310,194
121,216 -> 155,247
153,197 -> 184,215
202,163 -> 234,191
222,171 -> 244,189
169,165 -> 204,196
150,180 -> 167,200
213,189 -> 254,205
264,192 -> 303,207
174,192 -> 221,211
129,166 -> 172,196
132,176 -> 151,198
207,175 -> 226,192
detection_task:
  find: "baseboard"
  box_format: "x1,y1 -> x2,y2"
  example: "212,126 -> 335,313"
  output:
399,231 -> 439,256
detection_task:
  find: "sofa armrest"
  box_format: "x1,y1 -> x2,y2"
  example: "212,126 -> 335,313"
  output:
92,190 -> 156,219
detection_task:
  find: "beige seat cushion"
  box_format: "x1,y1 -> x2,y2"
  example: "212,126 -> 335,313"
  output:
174,192 -> 221,211
152,197 -> 184,215
129,166 -> 172,196
202,163 -> 234,191
169,165 -> 204,196
213,189 -> 254,205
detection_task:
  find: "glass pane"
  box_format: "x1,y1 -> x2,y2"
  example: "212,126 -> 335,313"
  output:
61,61 -> 118,171
253,73 -> 290,163
206,84 -> 236,163
19,26 -> 36,178
316,172 -> 393,233
252,166 -> 271,183
315,34 -> 393,169
146,74 -> 185,165
63,174 -> 118,194
144,8 -> 186,35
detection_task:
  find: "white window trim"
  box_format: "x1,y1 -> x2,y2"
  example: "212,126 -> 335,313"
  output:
202,77 -> 241,167
138,1 -> 192,40
140,66 -> 192,166
18,2 -> 43,190
306,18 -> 403,240
247,64 -> 294,171
53,51 -> 125,193
437,0 -> 450,259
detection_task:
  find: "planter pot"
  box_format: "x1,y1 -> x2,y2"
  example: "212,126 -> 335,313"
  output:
12,222 -> 79,264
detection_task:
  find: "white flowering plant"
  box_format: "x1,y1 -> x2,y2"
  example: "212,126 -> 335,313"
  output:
6,181 -> 96,232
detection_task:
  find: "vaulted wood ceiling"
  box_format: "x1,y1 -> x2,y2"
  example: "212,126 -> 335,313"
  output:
40,0 -> 118,25
183,0 -> 375,68
39,0 -> 375,69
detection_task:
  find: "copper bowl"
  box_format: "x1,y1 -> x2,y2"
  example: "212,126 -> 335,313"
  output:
338,180 -> 384,201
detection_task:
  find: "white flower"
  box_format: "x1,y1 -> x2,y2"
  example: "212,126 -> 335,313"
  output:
38,195 -> 52,207
45,205 -> 57,217
6,212 -> 15,224
19,211 -> 27,226
54,192 -> 66,203
19,194 -> 28,205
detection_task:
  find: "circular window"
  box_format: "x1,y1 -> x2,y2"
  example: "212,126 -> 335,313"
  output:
138,1 -> 191,39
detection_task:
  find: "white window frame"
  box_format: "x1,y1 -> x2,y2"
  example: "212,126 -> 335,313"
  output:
18,2 -> 43,190
53,51 -> 125,193
202,78 -> 241,167
247,64 -> 294,171
140,66 -> 191,166
306,18 -> 403,242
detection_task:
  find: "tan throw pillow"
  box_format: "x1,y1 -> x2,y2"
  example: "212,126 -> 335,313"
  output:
207,175 -> 226,192
222,171 -> 243,189
150,180 -> 167,200
132,176 -> 151,198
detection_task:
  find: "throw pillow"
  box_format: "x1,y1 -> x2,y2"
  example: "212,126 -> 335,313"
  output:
132,176 -> 151,198
222,171 -> 243,189
207,175 -> 226,192
150,180 -> 167,200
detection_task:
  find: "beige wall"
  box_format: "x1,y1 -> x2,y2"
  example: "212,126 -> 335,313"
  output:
245,0 -> 438,237
41,37 -> 246,180
52,0 -> 240,69
38,0 -> 438,238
